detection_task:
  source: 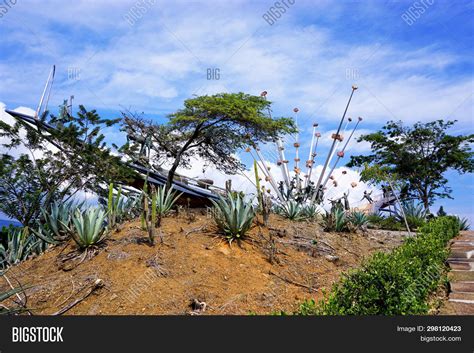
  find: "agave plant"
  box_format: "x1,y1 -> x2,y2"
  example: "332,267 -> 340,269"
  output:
61,208 -> 108,249
322,208 -> 348,232
0,283 -> 27,315
302,204 -> 320,220
398,201 -> 427,229
455,216 -> 470,231
277,200 -> 306,221
31,200 -> 80,244
0,227 -> 43,268
348,211 -> 369,228
211,192 -> 255,242
152,186 -> 182,225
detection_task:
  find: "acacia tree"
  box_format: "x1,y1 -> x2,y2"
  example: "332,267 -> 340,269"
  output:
0,105 -> 135,226
121,92 -> 296,190
348,120 -> 474,211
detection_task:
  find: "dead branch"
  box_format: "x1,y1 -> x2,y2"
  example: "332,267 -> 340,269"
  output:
52,279 -> 104,315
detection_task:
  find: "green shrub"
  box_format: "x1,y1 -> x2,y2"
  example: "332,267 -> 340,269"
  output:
296,216 -> 459,315
211,192 -> 255,243
61,208 -> 108,249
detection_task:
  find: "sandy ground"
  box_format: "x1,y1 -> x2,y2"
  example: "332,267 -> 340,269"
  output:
1,212 -> 406,315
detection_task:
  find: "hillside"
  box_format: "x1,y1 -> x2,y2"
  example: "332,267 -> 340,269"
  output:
2,212 -> 406,315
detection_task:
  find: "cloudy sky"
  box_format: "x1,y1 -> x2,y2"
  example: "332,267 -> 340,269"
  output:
0,0 -> 473,221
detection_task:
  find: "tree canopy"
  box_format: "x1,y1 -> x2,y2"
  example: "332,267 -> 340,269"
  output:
121,92 -> 296,189
0,105 -> 135,226
347,120 -> 474,210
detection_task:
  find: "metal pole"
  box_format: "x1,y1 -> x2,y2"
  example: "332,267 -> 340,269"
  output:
304,123 -> 317,189
322,117 -> 362,188
311,85 -> 357,203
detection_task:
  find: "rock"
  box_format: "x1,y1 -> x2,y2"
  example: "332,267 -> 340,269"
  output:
325,255 -> 339,263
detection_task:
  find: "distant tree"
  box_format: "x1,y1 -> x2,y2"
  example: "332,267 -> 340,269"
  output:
348,120 -> 474,211
121,92 -> 296,190
0,105 -> 135,226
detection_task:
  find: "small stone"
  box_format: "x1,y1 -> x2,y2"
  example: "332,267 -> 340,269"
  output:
325,255 -> 339,263
110,293 -> 118,301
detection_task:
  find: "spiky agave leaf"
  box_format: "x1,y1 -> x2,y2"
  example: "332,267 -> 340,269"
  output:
61,208 -> 108,249
277,200 -> 306,221
211,192 -> 255,242
348,211 -> 368,227
154,186 -> 182,217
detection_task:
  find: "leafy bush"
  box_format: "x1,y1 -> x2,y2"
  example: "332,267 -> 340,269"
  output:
297,217 -> 459,315
61,208 -> 108,249
211,193 -> 255,242
368,214 -> 404,231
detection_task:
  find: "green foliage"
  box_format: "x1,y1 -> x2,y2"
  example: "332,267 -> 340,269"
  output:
0,284 -> 28,315
31,200 -> 80,244
399,200 -> 426,230
0,106 -> 136,228
348,120 -> 474,210
61,208 -> 107,249
152,186 -> 182,221
369,215 -> 404,231
0,227 -> 44,268
211,192 -> 256,242
297,217 -> 459,315
277,200 -> 306,221
454,216 -> 470,231
301,204 -> 320,220
106,183 -> 139,228
121,92 -> 296,189
323,208 -> 348,232
348,211 -> 368,227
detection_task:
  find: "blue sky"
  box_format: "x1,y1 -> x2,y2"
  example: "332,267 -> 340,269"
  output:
0,0 -> 473,222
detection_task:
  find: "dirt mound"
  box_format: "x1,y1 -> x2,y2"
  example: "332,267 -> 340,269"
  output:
2,212 -> 406,315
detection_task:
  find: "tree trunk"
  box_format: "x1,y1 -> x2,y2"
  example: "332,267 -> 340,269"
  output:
165,123 -> 204,191
166,156 -> 182,191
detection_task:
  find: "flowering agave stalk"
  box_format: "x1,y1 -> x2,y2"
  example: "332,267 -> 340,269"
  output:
61,208 -> 108,249
211,192 -> 256,243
